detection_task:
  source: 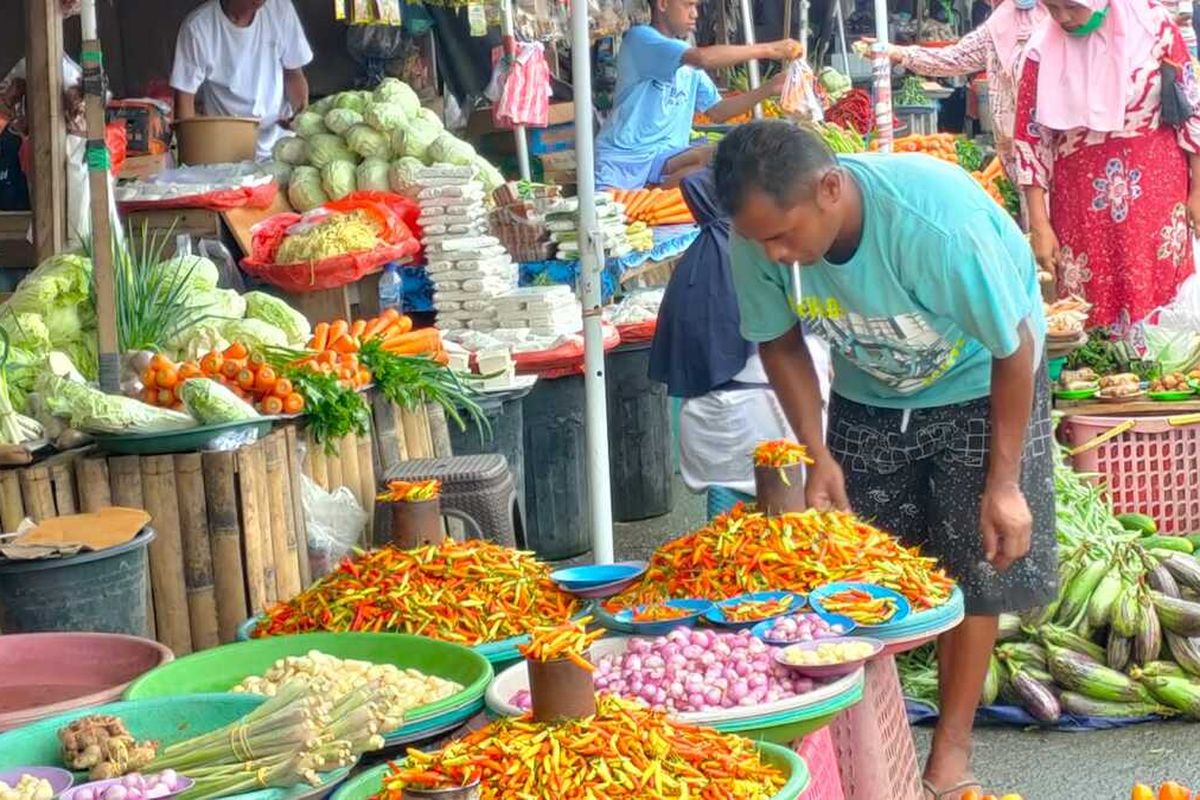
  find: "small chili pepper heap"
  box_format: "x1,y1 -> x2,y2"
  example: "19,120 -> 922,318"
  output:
377,479 -> 441,503
630,604 -> 693,623
752,440 -> 814,468
724,595 -> 796,623
518,617 -> 604,671
821,588 -> 898,625
255,539 -> 582,644
607,506 -> 955,612
378,695 -> 787,800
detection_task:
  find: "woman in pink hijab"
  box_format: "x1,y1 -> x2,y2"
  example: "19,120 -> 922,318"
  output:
1015,0 -> 1200,339
881,0 -> 1049,183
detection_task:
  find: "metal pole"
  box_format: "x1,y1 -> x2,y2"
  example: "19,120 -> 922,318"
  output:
799,0 -> 810,49
783,0 -> 793,39
738,0 -> 763,119
570,0 -> 614,564
871,0 -> 894,151
81,0 -> 120,392
500,0 -> 531,181
835,0 -> 852,76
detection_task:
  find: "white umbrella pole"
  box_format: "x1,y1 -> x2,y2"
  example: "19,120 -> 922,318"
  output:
738,0 -> 763,119
871,0 -> 894,151
570,1 -> 614,564
500,0 -> 531,181
80,0 -> 120,391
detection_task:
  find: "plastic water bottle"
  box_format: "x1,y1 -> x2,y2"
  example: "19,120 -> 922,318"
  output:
379,263 -> 404,314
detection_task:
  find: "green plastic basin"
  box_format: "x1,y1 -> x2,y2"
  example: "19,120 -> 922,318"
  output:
123,633 -> 493,743
0,694 -> 352,800
331,740 -> 810,800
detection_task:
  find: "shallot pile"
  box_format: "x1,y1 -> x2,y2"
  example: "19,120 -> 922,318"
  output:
510,628 -> 817,714
760,612 -> 845,643
71,771 -> 188,800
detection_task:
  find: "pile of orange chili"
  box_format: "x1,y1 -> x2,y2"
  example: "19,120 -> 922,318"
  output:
254,539 -> 581,644
379,696 -> 787,799
752,440 -> 814,468
606,506 -> 955,612
518,617 -> 604,670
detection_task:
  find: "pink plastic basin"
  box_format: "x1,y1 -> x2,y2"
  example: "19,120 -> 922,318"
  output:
0,632 -> 173,732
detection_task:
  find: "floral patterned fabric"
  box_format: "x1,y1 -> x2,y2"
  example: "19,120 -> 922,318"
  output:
1014,12 -> 1200,332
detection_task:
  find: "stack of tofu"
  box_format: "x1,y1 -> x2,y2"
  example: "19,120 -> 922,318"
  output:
417,165 -> 518,333
545,193 -> 632,261
492,286 -> 582,339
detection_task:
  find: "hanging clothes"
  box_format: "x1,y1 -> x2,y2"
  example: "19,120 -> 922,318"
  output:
486,40 -> 551,128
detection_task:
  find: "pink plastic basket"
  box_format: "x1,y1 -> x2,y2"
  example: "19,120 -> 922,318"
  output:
1065,414 -> 1200,534
795,727 -> 845,800
829,655 -> 923,800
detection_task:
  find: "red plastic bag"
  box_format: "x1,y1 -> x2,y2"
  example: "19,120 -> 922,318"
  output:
514,323 -> 621,379
18,120 -> 127,176
616,319 -> 657,345
328,190 -> 423,242
118,180 -> 278,212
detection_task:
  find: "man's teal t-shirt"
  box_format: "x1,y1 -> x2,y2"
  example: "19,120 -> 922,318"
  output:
730,153 -> 1046,410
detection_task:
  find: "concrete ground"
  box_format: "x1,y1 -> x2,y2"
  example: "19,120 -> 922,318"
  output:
606,480 -> 1200,800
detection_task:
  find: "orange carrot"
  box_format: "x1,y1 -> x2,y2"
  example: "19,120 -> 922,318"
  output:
349,319 -> 367,339
330,334 -> 360,354
311,322 -> 330,352
361,315 -> 389,341
382,327 -> 442,355
328,319 -> 349,343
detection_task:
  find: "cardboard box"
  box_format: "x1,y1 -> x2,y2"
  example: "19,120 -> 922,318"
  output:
467,102 -> 577,155
118,153 -> 168,181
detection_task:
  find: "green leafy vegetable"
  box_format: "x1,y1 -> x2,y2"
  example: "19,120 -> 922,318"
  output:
358,338 -> 488,437
364,102 -> 409,133
288,166 -> 329,211
345,124 -> 391,160
283,368 -> 369,453
955,138 -> 985,172
374,78 -> 421,118
272,136 -> 310,166
244,292 -> 311,346
356,158 -> 391,192
324,108 -> 364,136
180,377 -> 261,424
38,372 -> 195,434
321,160 -> 358,200
291,111 -> 328,138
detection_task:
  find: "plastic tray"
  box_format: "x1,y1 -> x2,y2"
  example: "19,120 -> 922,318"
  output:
331,740 -> 811,800
0,695 -> 352,800
91,418 -> 277,455
122,632 -> 492,745
0,767 -> 73,797
486,636 -> 864,742
867,586 -> 964,643
705,591 -> 807,628
809,583 -> 912,630
594,599 -> 714,635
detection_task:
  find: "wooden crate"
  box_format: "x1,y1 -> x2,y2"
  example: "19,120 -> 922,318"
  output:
0,428 -> 309,652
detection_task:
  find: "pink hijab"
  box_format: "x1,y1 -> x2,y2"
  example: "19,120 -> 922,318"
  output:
1027,0 -> 1162,132
986,0 -> 1051,81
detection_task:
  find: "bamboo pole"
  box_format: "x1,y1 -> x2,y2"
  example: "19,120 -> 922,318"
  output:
237,441 -> 271,613
0,470 -> 25,531
48,459 -> 77,515
141,455 -> 192,654
323,434 -> 343,492
19,466 -> 56,521
371,392 -> 404,474
75,456 -> 112,511
265,432 -> 302,600
338,433 -> 361,506
283,425 -> 311,589
356,431 -> 375,546
25,0 -> 65,261
109,455 -> 153,640
175,453 -> 218,651
426,403 -> 453,458
399,406 -> 431,459
203,450 -> 248,643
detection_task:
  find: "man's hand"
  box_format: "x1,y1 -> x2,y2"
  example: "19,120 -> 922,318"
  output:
980,481 -> 1032,572
766,39 -> 805,61
805,454 -> 850,512
857,37 -> 904,63
765,71 -> 787,94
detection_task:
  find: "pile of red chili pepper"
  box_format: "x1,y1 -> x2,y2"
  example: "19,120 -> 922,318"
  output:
518,617 -> 604,670
630,604 -> 693,623
254,539 -> 581,644
377,478 -> 441,502
723,594 -> 797,623
821,588 -> 899,625
379,696 -> 787,799
752,440 -> 814,468
606,506 -> 955,612
825,88 -> 873,135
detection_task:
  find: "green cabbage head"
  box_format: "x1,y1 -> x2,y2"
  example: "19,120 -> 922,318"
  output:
288,166 -> 329,211
321,160 -> 357,200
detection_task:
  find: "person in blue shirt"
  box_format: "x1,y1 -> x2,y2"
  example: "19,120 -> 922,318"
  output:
594,0 -> 802,190
715,121 -> 1056,800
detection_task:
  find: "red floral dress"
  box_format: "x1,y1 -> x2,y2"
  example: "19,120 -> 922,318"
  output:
1013,11 -> 1200,340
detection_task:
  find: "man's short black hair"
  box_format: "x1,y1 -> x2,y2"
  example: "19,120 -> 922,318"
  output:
713,121 -> 836,216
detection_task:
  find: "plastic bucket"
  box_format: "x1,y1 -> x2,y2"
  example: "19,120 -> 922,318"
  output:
174,116 -> 258,164
521,375 -> 590,560
0,527 -> 155,637
605,343 -> 673,521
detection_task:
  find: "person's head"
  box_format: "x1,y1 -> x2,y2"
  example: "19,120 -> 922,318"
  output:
221,0 -> 267,19
1042,0 -> 1102,31
651,0 -> 701,38
713,121 -> 849,266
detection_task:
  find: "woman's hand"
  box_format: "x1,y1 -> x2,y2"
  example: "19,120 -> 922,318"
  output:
804,454 -> 850,512
1030,221 -> 1060,275
1188,188 -> 1200,230
857,37 -> 904,63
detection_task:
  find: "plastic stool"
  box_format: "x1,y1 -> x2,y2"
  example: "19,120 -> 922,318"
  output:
795,727 -> 845,800
829,655 -> 922,800
381,454 -> 523,548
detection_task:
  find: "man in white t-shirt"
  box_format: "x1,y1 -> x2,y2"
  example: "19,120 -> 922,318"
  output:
170,0 -> 313,160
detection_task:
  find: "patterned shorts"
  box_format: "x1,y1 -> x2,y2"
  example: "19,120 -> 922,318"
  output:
827,376 -> 1058,616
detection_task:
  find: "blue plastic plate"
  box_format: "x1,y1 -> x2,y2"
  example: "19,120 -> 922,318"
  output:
704,591 -> 806,628
809,582 -> 912,629
550,561 -> 647,590
596,599 -> 714,635
751,612 -> 857,646
869,586 -> 964,641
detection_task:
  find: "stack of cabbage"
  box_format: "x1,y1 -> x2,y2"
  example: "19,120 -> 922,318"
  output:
271,78 -> 505,212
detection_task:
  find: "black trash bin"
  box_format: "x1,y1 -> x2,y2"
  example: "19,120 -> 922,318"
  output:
522,374 -> 591,560
449,385 -> 531,523
606,342 -> 673,521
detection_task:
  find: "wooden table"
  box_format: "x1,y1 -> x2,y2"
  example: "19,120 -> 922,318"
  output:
1054,399 -> 1200,418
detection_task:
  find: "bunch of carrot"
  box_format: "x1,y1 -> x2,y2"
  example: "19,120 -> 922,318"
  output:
873,132 -> 960,162
144,345 -> 306,415
307,308 -> 442,358
611,187 -> 696,226
1132,782 -> 1200,800
972,157 -> 1008,207
377,478 -> 441,503
518,617 -> 604,670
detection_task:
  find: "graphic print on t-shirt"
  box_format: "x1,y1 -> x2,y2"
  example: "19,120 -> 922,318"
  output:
793,295 -> 966,395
